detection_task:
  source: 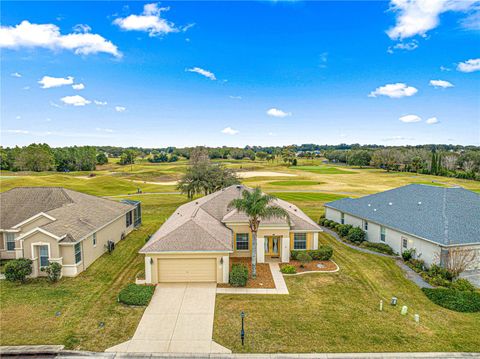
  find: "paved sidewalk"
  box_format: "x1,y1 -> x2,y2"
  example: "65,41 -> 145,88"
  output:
216,263 -> 289,295
106,283 -> 230,354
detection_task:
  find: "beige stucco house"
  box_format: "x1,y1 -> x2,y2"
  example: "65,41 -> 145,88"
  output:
140,185 -> 322,284
0,187 -> 141,277
325,184 -> 480,270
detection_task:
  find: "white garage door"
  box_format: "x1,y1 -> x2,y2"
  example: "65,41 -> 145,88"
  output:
158,258 -> 217,283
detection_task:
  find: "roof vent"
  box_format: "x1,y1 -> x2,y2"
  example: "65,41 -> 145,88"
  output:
373,209 -> 377,212
368,204 -> 371,207
388,202 -> 393,206
418,201 -> 422,205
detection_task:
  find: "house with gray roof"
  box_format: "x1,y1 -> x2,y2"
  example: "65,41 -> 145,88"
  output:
0,187 -> 141,277
325,184 -> 480,269
140,185 -> 322,284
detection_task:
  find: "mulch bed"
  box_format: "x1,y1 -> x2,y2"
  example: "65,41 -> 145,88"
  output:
218,257 -> 275,288
282,260 -> 337,273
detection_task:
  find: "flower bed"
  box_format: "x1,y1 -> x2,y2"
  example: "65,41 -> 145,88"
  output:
281,260 -> 337,274
218,258 -> 275,288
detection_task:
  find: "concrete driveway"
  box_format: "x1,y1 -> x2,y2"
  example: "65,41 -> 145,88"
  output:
107,283 -> 230,354
460,270 -> 480,288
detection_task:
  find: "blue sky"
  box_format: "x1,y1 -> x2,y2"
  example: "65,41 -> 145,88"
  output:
1,0 -> 479,147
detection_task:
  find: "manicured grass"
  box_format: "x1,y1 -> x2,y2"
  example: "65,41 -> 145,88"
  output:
268,180 -> 324,186
0,194 -> 188,351
271,192 -> 346,219
294,165 -> 356,174
213,232 -> 480,353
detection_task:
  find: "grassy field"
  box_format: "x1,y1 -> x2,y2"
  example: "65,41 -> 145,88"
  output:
0,159 -> 479,352
213,233 -> 480,353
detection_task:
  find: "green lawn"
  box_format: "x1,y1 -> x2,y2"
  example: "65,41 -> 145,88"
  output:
271,192 -> 347,219
268,180 -> 324,186
213,232 -> 480,353
294,165 -> 356,174
0,194 -> 188,351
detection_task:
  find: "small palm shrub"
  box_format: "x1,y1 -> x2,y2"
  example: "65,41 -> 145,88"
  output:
5,258 -> 32,283
280,265 -> 297,274
402,248 -> 415,262
229,263 -> 248,287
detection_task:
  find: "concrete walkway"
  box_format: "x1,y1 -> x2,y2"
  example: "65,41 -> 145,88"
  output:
106,283 -> 230,354
216,263 -> 289,295
321,226 -> 432,289
460,269 -> 480,288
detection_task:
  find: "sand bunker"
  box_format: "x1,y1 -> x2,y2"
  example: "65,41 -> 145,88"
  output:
132,180 -> 178,185
236,171 -> 297,178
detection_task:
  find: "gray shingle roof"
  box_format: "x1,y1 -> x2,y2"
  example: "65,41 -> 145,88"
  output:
141,185 -> 321,253
0,187 -> 135,242
325,184 -> 480,246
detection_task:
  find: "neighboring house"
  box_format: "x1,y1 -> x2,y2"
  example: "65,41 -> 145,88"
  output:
140,185 -> 322,284
325,184 -> 480,270
0,187 -> 141,277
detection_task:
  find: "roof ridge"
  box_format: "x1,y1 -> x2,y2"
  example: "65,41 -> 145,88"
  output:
192,208 -> 232,250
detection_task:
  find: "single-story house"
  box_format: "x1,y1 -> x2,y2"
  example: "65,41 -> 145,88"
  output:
325,184 -> 480,270
140,185 -> 322,284
0,187 -> 141,277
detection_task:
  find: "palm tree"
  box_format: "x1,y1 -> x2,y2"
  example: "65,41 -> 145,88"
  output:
229,187 -> 290,278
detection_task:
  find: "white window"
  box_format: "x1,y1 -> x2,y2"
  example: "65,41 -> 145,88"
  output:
74,243 -> 82,264
340,213 -> 345,225
380,226 -> 386,242
39,245 -> 49,267
402,237 -> 408,249
364,221 -> 368,231
93,233 -> 97,247
236,233 -> 249,251
294,233 -> 307,250
5,233 -> 15,251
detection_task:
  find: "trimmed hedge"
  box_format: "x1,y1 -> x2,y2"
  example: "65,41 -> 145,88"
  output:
229,263 -> 248,287
422,288 -> 480,313
118,284 -> 155,306
291,246 -> 334,261
280,264 -> 297,274
362,242 -> 395,255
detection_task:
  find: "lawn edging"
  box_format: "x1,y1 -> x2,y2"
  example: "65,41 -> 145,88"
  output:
282,260 -> 340,276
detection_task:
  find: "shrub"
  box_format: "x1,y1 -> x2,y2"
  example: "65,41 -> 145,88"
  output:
42,262 -> 62,282
318,218 -> 326,226
346,227 -> 366,243
118,284 -> 155,306
362,242 -> 395,255
402,248 -> 415,262
310,246 -> 334,260
297,252 -> 312,268
428,264 -> 453,281
334,224 -> 341,232
409,258 -> 426,272
290,250 -> 300,260
336,224 -> 350,237
451,278 -> 475,292
281,265 -> 297,274
422,288 -> 480,312
229,263 -> 248,287
429,275 -> 452,288
4,258 -> 32,283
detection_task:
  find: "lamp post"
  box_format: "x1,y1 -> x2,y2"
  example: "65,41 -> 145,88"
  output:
240,311 -> 245,346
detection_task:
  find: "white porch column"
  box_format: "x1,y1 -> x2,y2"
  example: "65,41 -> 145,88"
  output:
281,236 -> 290,263
313,232 -> 319,250
222,256 -> 229,283
144,256 -> 152,284
257,237 -> 265,263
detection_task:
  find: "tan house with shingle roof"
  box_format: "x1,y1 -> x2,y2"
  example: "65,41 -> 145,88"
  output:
0,187 -> 141,277
140,185 -> 322,284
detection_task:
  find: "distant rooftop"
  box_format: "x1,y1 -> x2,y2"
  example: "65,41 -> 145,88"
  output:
325,184 -> 480,246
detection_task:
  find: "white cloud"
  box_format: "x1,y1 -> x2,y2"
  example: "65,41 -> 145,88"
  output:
0,20 -> 121,57
38,75 -> 74,88
457,58 -> 480,73
382,135 -> 414,141
399,114 -> 422,123
229,95 -> 242,100
15,115 -> 21,120
426,117 -> 439,124
23,86 -> 30,90
73,24 -> 92,33
440,65 -> 451,72
267,108 -> 291,118
115,106 -> 126,112
319,52 -> 328,68
268,132 -> 277,137
50,101 -> 62,108
460,9 -> 480,30
5,129 -> 30,134
72,83 -> 85,90
61,95 -> 91,106
96,127 -> 114,133
186,67 -> 216,80
94,100 -> 108,106
11,72 -> 22,77
387,40 -> 418,53
429,79 -> 454,88
221,127 -> 239,135
113,3 -> 182,37
369,83 -> 418,98
386,0 -> 477,40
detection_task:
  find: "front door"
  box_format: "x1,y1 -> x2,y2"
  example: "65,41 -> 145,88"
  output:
265,236 -> 281,257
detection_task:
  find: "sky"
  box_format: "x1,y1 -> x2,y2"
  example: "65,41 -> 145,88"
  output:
1,0 -> 480,148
